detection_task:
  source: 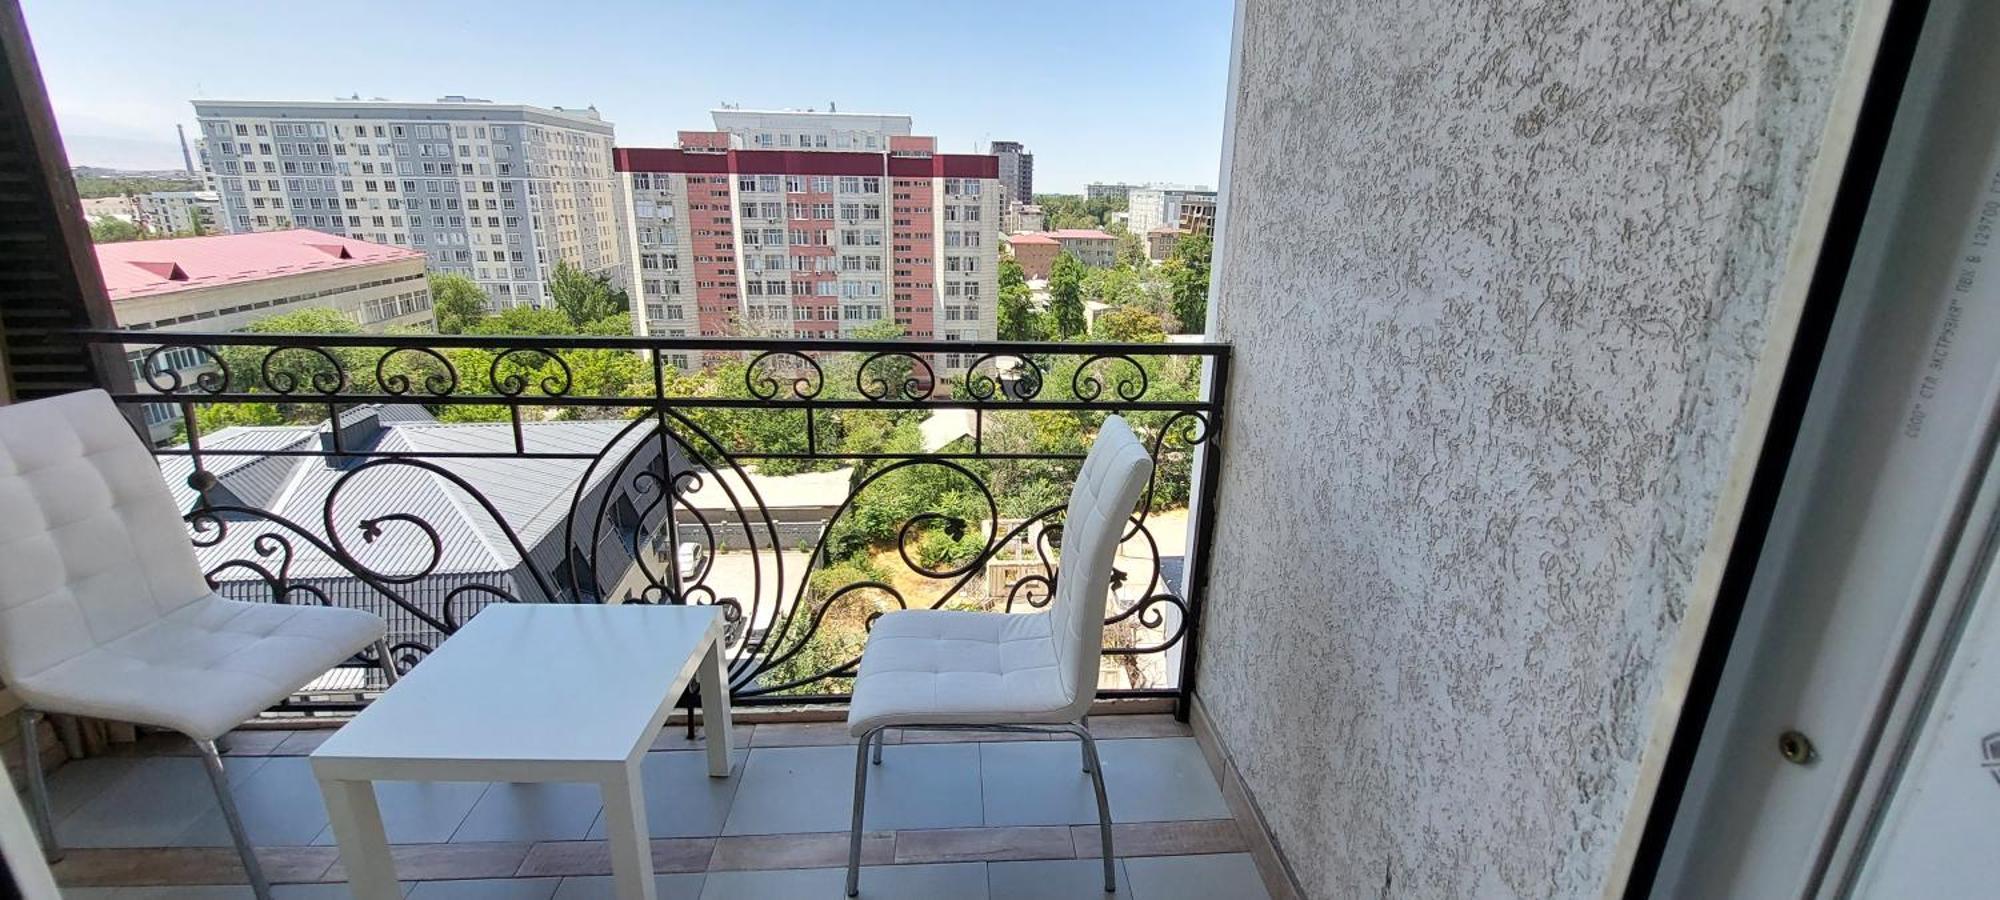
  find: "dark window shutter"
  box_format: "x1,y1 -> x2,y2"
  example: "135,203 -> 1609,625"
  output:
0,0 -> 130,401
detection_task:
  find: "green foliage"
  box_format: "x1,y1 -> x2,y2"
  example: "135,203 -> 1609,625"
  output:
1083,265 -> 1143,310
548,259 -> 630,329
74,174 -> 198,199
1046,253 -> 1087,340
89,215 -> 141,243
1113,227 -> 1147,268
1090,305 -> 1167,343
1163,232 -> 1212,333
996,256 -> 1041,341
428,273 -> 489,334
471,304 -> 575,337
195,401 -> 284,434
1034,193 -> 1125,230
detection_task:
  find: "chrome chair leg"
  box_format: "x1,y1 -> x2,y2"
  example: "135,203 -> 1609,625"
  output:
196,738 -> 271,900
17,709 -> 61,863
372,637 -> 399,687
1079,714 -> 1093,773
871,728 -> 885,765
846,726 -> 882,897
1074,723 -> 1116,893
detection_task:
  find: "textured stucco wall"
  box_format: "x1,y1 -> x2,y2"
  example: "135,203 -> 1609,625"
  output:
1199,1 -> 1860,896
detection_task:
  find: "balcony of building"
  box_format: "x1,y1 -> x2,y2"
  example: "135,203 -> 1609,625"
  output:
4,0 -> 1984,897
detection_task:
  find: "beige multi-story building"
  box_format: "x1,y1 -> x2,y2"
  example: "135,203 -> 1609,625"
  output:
80,195 -> 136,223
98,229 -> 430,440
615,110 -> 1000,371
191,97 -> 623,310
135,190 -> 219,236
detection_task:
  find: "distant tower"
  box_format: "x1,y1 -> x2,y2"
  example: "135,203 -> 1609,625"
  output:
176,124 -> 195,174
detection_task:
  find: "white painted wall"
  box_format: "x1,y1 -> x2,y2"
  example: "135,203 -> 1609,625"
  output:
1195,1 -> 1870,896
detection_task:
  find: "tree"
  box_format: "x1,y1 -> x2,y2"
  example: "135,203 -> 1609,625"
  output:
996,256 -> 1040,341
89,215 -> 142,243
1034,193 -> 1126,230
1090,305 -> 1166,343
1083,264 -> 1142,309
548,259 -> 630,329
1164,232 -> 1212,333
428,273 -> 490,334
1046,252 -> 1087,340
471,304 -> 575,337
1113,227 -> 1147,268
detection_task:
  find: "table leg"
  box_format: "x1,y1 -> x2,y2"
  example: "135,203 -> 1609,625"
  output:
318,778 -> 399,900
600,763 -> 658,900
699,637 -> 734,777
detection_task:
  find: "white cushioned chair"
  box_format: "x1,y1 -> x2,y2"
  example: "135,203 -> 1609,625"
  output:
0,389 -> 391,899
845,415 -> 1154,896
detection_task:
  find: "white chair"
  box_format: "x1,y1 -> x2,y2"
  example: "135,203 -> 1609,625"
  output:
845,414 -> 1154,896
0,389 -> 392,899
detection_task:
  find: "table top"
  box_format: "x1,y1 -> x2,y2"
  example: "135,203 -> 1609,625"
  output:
313,604 -> 723,766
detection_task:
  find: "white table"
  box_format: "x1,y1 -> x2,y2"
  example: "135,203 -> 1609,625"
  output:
311,605 -> 732,900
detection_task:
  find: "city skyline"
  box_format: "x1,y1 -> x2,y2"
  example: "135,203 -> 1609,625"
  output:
20,0 -> 1232,194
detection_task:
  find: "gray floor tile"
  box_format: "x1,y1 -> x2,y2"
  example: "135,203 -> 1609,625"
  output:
861,743 -> 984,831
176,757 -> 330,847
272,883 -> 416,898
698,867 -> 842,900
58,889 -> 254,899
988,858 -> 1131,899
450,781 -> 604,843
57,755 -> 271,848
717,746 -> 852,835
310,780 -> 491,845
721,742 -> 985,835
847,862 -> 989,898
551,873 -> 706,900
404,878 -> 561,900
698,864 -> 985,900
1096,739 -> 1230,823
1122,854 -> 1268,900
979,741 -> 1106,826
584,750 -> 747,839
44,756 -> 145,822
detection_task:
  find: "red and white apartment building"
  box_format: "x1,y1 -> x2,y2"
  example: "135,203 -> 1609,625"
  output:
614,110 -> 1000,371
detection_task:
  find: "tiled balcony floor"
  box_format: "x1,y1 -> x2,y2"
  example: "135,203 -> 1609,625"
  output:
44,716 -> 1268,899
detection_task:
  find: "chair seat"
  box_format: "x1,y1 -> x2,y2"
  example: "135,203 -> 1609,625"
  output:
9,594 -> 384,740
846,609 -> 1075,735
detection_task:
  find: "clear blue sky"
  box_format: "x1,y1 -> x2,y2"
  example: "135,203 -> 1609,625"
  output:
21,0 -> 1232,194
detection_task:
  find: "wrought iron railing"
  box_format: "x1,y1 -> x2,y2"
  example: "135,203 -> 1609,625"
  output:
75,329 -> 1229,717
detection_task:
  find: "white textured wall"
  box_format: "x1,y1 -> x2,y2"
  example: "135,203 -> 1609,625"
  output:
1199,1 -> 1860,896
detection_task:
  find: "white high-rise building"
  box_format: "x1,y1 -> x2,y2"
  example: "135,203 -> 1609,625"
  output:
708,108 -> 912,152
1126,184 -> 1217,236
191,97 -> 625,309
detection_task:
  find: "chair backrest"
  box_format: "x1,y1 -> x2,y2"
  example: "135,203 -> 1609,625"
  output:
0,390 -> 211,685
1048,415 -> 1154,720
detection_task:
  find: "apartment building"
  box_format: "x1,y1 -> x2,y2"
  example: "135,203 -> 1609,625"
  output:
80,195 -> 135,223
1085,182 -> 1136,202
1002,231 -> 1061,279
1178,193 -> 1216,236
190,97 -> 623,310
135,190 -> 218,235
615,112 -> 1000,370
1126,184 -> 1217,236
708,108 -> 912,151
97,229 -> 430,440
990,141 -> 1033,204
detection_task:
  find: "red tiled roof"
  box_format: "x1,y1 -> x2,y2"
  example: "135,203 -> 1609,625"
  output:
95,229 -> 423,302
1003,232 -> 1059,246
1047,229 -> 1115,241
